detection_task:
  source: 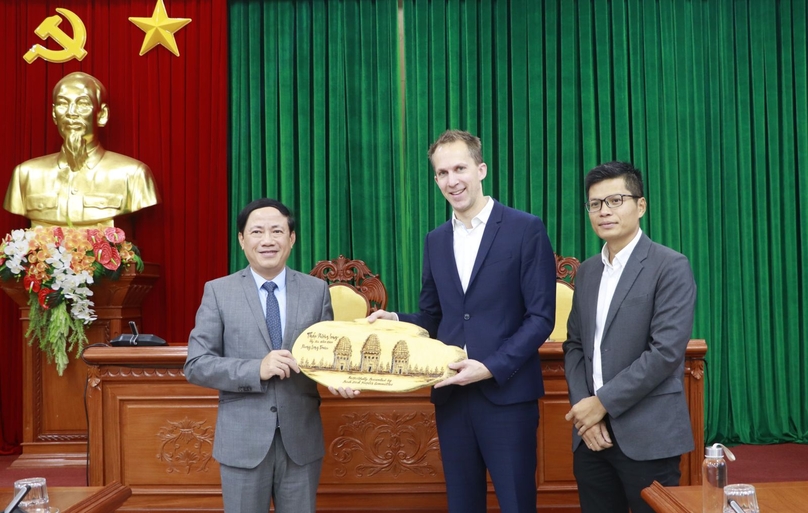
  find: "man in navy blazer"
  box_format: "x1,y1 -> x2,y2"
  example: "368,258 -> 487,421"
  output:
360,130 -> 557,512
563,162 -> 696,513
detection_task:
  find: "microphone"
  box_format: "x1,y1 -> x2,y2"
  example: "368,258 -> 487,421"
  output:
110,321 -> 167,347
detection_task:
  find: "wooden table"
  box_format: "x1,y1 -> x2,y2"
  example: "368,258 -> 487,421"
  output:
0,487 -> 102,511
1,483 -> 130,513
81,341 -> 705,512
642,480 -> 808,513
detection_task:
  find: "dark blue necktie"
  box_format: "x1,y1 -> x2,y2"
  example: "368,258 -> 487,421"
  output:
262,281 -> 282,350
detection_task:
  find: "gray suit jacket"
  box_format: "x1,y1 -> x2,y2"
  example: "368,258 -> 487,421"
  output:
185,266 -> 333,469
563,234 -> 696,461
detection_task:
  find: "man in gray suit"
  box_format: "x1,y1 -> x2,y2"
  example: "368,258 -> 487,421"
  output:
563,162 -> 696,513
185,198 -> 333,513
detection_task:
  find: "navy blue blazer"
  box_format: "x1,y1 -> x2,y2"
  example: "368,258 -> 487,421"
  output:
400,200 -> 556,406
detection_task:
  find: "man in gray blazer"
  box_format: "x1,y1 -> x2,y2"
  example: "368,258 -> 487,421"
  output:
563,162 -> 696,513
185,198 -> 333,513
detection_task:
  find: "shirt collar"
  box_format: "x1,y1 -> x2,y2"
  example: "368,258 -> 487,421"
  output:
600,228 -> 643,269
452,196 -> 494,231
249,266 -> 287,292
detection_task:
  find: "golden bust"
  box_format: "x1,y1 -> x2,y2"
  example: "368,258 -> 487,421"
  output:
3,72 -> 160,227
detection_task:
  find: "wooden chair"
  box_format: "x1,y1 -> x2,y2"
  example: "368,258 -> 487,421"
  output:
548,253 -> 580,341
62,482 -> 131,513
309,255 -> 388,321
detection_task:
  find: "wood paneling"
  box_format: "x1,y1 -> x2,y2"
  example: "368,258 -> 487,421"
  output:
1,264 -> 160,468
82,340 -> 705,512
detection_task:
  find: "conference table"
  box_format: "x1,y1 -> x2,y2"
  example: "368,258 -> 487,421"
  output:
0,487 -> 102,511
0,483 -> 130,513
642,480 -> 808,513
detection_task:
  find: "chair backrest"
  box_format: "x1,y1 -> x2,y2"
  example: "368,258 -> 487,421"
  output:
309,255 -> 388,321
548,254 -> 580,341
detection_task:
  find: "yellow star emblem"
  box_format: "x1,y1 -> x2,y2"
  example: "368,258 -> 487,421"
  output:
129,0 -> 191,57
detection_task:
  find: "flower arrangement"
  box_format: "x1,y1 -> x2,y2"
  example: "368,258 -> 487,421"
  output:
0,225 -> 143,375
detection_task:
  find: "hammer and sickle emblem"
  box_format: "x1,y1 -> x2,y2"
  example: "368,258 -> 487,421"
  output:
23,8 -> 88,64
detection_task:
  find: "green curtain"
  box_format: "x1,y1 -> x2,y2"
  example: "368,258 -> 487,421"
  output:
229,0 -> 808,444
229,0 -> 409,305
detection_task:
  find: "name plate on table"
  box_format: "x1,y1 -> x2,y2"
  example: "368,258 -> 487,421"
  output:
293,319 -> 466,392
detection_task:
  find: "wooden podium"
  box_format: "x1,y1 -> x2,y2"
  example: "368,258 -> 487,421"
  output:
1,262 -> 159,467
80,340 -> 705,512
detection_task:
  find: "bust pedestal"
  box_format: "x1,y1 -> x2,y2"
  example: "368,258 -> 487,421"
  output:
1,262 -> 159,467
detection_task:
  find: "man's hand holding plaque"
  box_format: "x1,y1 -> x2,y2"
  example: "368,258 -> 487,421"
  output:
292,319 -> 466,396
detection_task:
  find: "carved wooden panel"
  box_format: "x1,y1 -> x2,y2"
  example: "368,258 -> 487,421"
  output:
321,393 -> 442,483
682,342 -> 707,485
554,254 -> 580,286
36,347 -> 89,439
82,341 -> 705,512
95,382 -> 221,488
309,255 -> 388,313
155,417 -> 215,476
2,264 -> 159,468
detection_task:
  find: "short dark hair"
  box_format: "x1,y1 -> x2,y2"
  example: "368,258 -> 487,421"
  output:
427,129 -> 483,166
585,161 -> 645,198
236,198 -> 296,235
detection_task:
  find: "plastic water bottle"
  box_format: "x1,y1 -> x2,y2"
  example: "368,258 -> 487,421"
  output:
702,443 -> 736,513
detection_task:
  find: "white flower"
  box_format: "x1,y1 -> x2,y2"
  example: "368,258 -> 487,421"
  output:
45,245 -> 72,271
40,247 -> 98,321
2,236 -> 32,274
69,297 -> 97,323
10,229 -> 29,242
5,256 -> 27,275
79,270 -> 94,286
2,226 -> 138,334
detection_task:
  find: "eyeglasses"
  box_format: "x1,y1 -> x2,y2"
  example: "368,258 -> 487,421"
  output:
585,194 -> 640,213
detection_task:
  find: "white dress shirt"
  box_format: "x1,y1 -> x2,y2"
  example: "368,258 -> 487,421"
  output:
593,228 -> 643,392
249,267 -> 288,339
453,197 -> 494,292
391,198 -> 494,326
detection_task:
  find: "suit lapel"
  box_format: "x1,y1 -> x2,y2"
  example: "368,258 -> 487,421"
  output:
467,200 -> 503,290
284,269 -> 299,349
581,260 -> 603,346
241,267 -> 272,350
602,234 -> 650,339
434,222 -> 464,295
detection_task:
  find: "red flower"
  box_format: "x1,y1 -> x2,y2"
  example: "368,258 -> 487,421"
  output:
38,287 -> 53,309
105,247 -> 122,270
24,275 -> 41,293
53,227 -> 64,245
86,228 -> 103,245
104,227 -> 126,244
95,242 -> 122,270
95,240 -> 113,264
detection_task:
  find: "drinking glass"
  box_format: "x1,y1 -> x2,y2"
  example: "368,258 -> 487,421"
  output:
11,478 -> 55,513
723,483 -> 760,513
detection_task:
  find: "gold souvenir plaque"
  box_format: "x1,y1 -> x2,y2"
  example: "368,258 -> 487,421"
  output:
293,319 -> 466,392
